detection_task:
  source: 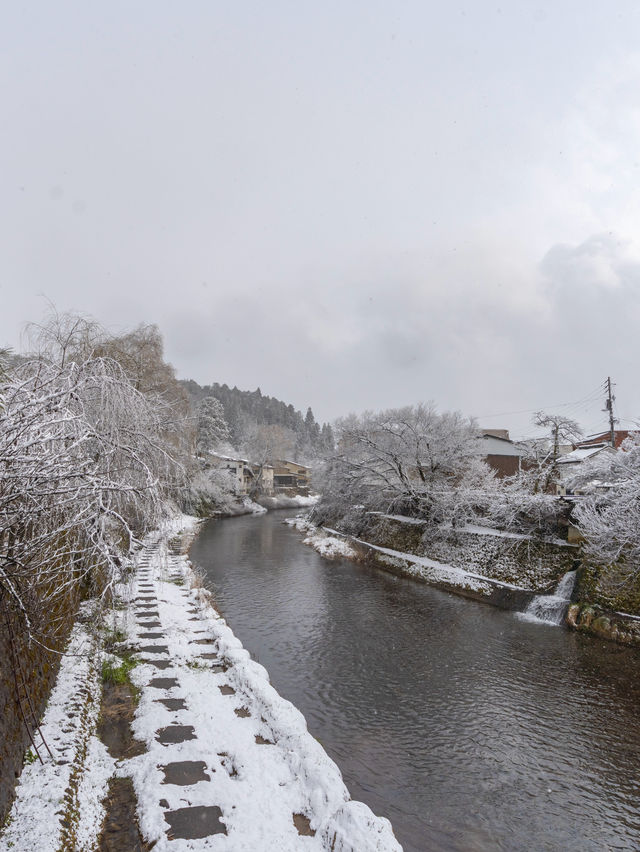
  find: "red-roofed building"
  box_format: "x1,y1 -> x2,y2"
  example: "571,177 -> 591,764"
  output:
576,430 -> 639,450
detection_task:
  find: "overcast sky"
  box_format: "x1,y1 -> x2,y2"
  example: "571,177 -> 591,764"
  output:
2,2 -> 640,438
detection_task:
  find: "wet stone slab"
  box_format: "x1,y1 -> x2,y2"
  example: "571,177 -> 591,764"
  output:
160,761 -> 210,785
138,620 -> 161,628
143,660 -> 172,670
149,678 -> 179,689
138,645 -> 169,654
165,806 -> 226,840
138,632 -> 164,639
192,638 -> 216,645
155,697 -> 187,711
156,725 -> 196,745
218,685 -> 235,696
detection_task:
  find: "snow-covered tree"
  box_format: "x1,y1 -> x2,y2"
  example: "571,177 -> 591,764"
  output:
196,396 -> 230,456
323,404 -> 486,520
0,355 -> 183,645
531,411 -> 583,492
572,434 -> 640,578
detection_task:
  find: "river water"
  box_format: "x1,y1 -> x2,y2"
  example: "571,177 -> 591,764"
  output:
190,511 -> 640,851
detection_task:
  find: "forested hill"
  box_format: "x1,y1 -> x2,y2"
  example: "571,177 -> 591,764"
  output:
180,379 -> 334,457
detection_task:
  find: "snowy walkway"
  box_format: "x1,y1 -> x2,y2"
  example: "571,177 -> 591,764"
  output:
1,520 -> 400,852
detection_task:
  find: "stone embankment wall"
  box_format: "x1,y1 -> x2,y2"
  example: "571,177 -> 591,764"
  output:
566,602 -> 640,646
0,608 -> 66,823
351,513 -> 579,590
343,535 -> 536,611
567,558 -> 640,647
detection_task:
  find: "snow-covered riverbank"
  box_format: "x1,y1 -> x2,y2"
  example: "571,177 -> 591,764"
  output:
1,516 -> 400,851
286,516 -> 537,611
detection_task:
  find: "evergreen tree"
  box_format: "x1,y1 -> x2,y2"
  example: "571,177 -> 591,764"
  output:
196,396 -> 230,455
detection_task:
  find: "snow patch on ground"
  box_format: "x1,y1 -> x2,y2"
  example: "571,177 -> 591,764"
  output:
1,609 -> 113,852
259,493 -> 321,510
284,515 -> 316,533
304,532 -> 359,561
285,515 -> 359,560
369,512 -> 426,526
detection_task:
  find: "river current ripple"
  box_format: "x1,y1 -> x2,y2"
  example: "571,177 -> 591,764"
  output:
190,511 -> 640,851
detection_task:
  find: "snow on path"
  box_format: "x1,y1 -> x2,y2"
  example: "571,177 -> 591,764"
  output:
122,524 -> 400,851
0,607 -> 115,852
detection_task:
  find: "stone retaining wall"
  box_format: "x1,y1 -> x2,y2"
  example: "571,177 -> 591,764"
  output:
351,514 -> 579,591
0,607 -> 65,824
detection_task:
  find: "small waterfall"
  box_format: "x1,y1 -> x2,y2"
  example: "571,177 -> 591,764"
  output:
520,570 -> 577,626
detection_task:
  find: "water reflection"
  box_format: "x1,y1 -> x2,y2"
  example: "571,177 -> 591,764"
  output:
190,512 -> 640,852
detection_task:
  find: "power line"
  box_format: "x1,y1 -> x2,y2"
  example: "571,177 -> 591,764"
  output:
477,382 -> 608,421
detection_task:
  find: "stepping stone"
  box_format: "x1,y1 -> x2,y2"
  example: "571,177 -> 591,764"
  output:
198,653 -> 223,662
155,698 -> 187,711
138,645 -> 169,654
143,660 -> 172,670
139,621 -> 161,628
208,665 -> 227,674
234,707 -> 250,718
149,678 -> 179,689
255,734 -> 274,745
136,596 -> 156,602
139,632 -> 164,639
192,638 -> 216,645
164,806 -> 226,839
156,724 -> 196,745
293,814 -> 316,837
137,612 -> 160,619
218,685 -> 235,696
137,602 -> 158,608
161,761 -> 210,785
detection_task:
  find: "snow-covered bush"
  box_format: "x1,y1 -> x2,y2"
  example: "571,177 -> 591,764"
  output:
182,468 -> 238,516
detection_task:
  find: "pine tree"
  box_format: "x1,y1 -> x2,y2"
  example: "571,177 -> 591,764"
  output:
196,397 -> 230,455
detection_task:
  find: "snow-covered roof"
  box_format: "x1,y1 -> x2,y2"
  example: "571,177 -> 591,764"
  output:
209,452 -> 250,464
273,459 -> 309,470
476,434 -> 528,457
557,445 -> 610,465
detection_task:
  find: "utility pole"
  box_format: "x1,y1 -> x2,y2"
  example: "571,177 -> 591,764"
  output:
604,376 -> 616,448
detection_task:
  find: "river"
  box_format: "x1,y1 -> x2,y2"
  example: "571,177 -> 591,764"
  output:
189,511 -> 640,851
